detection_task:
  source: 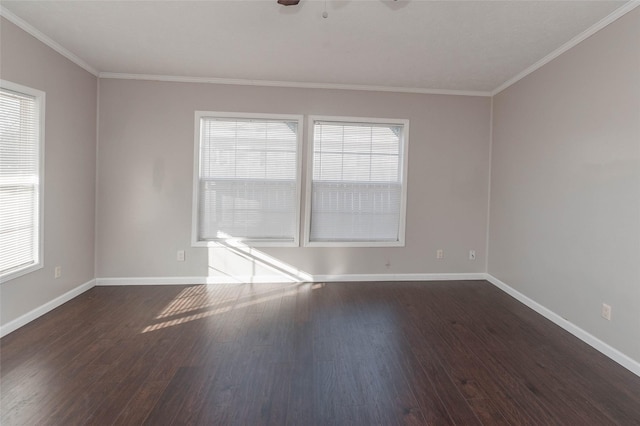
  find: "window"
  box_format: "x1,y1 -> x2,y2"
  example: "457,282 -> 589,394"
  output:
193,112 -> 303,246
0,81 -> 44,282
305,116 -> 409,247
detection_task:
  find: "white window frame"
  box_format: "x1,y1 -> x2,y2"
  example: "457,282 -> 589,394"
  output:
304,115 -> 409,248
192,111 -> 304,248
0,80 -> 45,283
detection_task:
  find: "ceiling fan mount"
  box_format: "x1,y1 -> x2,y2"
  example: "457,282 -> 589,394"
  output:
277,0 -> 300,5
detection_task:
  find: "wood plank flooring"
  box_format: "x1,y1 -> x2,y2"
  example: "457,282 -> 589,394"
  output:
1,280 -> 639,425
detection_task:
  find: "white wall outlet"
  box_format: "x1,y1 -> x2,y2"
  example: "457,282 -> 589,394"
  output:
601,303 -> 612,321
469,250 -> 476,260
54,266 -> 62,279
177,250 -> 185,262
385,259 -> 391,269
436,249 -> 444,259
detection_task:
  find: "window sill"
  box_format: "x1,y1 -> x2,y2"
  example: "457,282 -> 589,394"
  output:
0,262 -> 43,284
303,240 -> 405,248
192,239 -> 299,248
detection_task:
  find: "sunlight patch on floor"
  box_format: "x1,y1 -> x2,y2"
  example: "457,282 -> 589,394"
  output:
141,282 -> 314,333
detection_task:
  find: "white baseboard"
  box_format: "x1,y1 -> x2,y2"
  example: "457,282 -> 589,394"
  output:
97,276 -> 206,286
95,272 -> 486,286
312,273 -> 486,282
0,279 -> 96,338
484,273 -> 640,377
95,275 -> 301,286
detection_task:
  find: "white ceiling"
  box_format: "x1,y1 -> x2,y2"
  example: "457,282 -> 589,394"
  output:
0,1 -> 631,94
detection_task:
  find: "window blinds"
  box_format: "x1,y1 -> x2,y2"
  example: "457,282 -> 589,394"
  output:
310,121 -> 405,243
0,88 -> 40,277
197,117 -> 299,243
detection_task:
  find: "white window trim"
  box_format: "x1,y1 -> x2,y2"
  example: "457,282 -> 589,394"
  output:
191,111 -> 304,248
0,80 -> 45,283
304,115 -> 409,248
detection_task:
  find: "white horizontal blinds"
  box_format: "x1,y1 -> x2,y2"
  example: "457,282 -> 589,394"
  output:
198,117 -> 298,242
311,121 -> 403,242
0,89 -> 39,275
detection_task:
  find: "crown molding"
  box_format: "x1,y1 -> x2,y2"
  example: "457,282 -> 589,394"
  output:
98,72 -> 492,97
492,1 -> 640,96
3,1 -> 636,98
0,6 -> 99,76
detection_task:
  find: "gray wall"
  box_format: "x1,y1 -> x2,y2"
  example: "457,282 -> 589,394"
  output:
96,79 -> 491,279
489,9 -> 640,362
0,18 -> 97,325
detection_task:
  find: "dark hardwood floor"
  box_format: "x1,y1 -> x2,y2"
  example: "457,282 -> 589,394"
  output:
1,280 -> 639,425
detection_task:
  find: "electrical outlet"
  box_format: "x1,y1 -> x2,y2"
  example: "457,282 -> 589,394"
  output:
469,250 -> 476,260
385,259 -> 391,269
601,303 -> 612,321
177,250 -> 185,262
436,249 -> 444,259
54,266 -> 62,279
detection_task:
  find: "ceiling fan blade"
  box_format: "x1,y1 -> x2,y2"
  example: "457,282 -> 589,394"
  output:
277,0 -> 300,5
